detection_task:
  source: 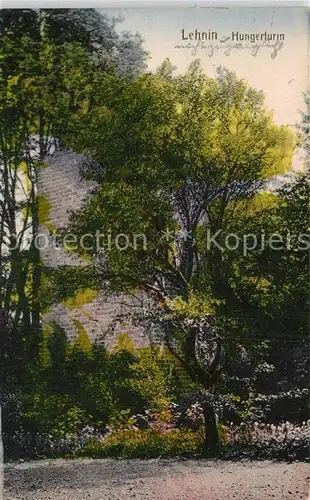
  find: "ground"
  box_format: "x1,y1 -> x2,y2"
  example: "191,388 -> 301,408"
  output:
4,458 -> 309,500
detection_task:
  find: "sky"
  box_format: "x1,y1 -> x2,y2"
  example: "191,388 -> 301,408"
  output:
100,6 -> 308,129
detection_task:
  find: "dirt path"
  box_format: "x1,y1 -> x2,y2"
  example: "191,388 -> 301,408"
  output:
4,458 -> 310,500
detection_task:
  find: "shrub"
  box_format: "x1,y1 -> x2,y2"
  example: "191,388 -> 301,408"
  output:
222,421 -> 310,461
3,425 -> 109,460
124,408 -> 175,433
4,421 -> 309,461
21,393 -> 88,436
250,389 -> 309,423
127,348 -> 172,412
78,428 -> 204,459
126,346 -> 196,413
1,391 -> 23,436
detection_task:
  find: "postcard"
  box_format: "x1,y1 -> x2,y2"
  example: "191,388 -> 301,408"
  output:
0,3 -> 309,499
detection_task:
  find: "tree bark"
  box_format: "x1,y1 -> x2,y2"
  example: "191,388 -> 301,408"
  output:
202,397 -> 220,456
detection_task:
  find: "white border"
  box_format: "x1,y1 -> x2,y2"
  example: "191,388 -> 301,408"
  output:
1,1 -> 309,9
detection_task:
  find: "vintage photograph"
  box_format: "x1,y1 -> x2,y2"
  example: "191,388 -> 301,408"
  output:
0,3 -> 309,499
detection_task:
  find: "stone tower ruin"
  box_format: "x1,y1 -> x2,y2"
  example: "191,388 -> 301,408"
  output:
38,151 -> 150,349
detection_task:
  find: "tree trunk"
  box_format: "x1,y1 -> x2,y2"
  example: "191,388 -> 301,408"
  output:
29,169 -> 43,364
202,398 -> 220,457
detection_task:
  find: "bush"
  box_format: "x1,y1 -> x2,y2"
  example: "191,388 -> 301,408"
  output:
21,394 -> 88,436
126,346 -> 196,413
222,421 -> 310,461
250,389 -> 309,423
4,420 -> 309,462
1,391 -> 23,436
78,428 -> 204,459
3,425 -> 109,460
4,327 -> 308,463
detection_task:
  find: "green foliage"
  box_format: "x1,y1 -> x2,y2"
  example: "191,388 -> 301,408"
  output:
127,348 -> 173,412
51,266 -> 100,302
66,63 -> 296,282
22,327 -> 112,434
113,333 -> 136,354
63,288 -> 99,310
39,325 -> 52,367
126,347 -> 196,412
17,336 -> 197,440
66,63 -> 295,186
46,323 -> 68,369
39,270 -> 54,313
79,428 -> 203,459
0,9 -> 147,78
37,195 -> 56,233
63,62 -> 299,411
166,292 -> 222,319
72,320 -> 92,353
22,393 -> 87,436
1,5 -> 307,460
225,174 -> 308,342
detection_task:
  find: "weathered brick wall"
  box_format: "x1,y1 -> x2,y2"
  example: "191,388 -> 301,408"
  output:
38,151 -> 151,348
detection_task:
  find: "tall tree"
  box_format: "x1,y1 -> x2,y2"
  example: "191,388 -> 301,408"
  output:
0,6 -> 147,441
61,63 -> 296,452
0,8 -> 146,78
0,26 -> 113,365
